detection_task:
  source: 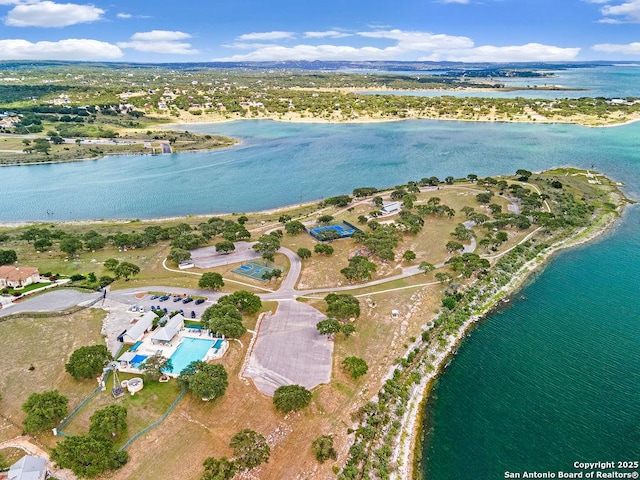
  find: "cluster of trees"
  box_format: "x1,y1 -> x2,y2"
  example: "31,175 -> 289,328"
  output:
104,258 -> 140,281
201,291 -> 261,338
353,224 -> 401,261
51,404 -> 128,478
178,361 -> 228,401
201,429 -> 270,479
341,255 -> 377,282
321,195 -> 352,207
273,385 -> 312,413
199,217 -> 250,242
253,232 -> 281,262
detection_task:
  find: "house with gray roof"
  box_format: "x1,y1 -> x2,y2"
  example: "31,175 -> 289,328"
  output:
8,455 -> 46,480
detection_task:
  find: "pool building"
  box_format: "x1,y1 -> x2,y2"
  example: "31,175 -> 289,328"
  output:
117,313 -> 228,377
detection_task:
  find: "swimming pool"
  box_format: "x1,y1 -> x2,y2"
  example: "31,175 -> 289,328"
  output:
167,337 -> 215,375
130,354 -> 148,369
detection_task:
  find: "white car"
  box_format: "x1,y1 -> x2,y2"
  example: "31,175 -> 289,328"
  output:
138,306 -> 145,313
130,304 -> 137,312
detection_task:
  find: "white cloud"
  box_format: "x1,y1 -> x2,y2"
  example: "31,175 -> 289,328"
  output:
216,28 -> 580,62
596,0 -> 640,22
130,30 -> 191,42
0,38 -> 122,60
116,12 -> 132,19
592,41 -> 640,54
237,31 -> 295,41
442,43 -> 581,62
5,1 -> 105,27
118,30 -> 198,55
304,30 -> 351,38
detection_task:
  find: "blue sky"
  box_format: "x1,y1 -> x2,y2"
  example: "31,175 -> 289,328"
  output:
0,0 -> 639,62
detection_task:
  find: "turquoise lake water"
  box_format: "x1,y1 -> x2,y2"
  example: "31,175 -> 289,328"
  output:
1,65 -> 639,478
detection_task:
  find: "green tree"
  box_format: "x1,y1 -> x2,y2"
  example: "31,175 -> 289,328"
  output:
340,255 -> 377,282
285,220 -> 306,235
316,318 -> 342,336
342,357 -> 368,379
33,138 -> 51,155
199,272 -> 224,291
317,214 -> 334,224
476,192 -> 494,204
167,248 -> 191,265
104,258 -> 119,272
215,240 -> 235,254
253,233 -> 280,262
33,238 -> 53,252
402,250 -> 416,262
516,169 -> 532,181
217,290 -> 262,314
51,435 -> 128,478
203,304 -> 246,338
0,249 -> 17,265
418,261 -> 435,274
311,435 -> 337,463
201,456 -> 237,480
141,354 -> 172,382
65,345 -> 112,380
325,293 -> 360,320
60,236 -> 83,257
451,224 -> 473,241
446,240 -> 465,253
314,243 -> 334,255
278,214 -> 292,224
114,261 -> 140,280
297,247 -> 311,259
273,385 -> 312,413
178,361 -> 228,401
22,390 -> 68,434
230,429 -> 270,470
89,405 -> 127,440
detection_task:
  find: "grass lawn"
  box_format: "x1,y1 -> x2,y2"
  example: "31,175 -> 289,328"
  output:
60,373 -> 183,449
0,308 -> 106,448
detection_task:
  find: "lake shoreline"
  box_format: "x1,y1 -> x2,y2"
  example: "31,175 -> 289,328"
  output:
395,202 -> 629,480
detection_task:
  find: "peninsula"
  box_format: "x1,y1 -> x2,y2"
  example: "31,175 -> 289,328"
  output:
0,167 -> 629,479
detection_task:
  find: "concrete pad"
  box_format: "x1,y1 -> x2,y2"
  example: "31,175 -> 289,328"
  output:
0,289 -> 101,317
190,241 -> 261,268
245,300 -> 333,396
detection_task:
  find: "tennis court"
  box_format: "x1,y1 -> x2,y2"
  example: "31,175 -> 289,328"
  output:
309,221 -> 361,241
232,261 -> 278,281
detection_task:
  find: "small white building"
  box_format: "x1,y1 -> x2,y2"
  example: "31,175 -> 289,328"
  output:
151,314 -> 185,345
122,311 -> 157,344
381,202 -> 401,214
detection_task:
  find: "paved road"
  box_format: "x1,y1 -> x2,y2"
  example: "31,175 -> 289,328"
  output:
0,289 -> 100,318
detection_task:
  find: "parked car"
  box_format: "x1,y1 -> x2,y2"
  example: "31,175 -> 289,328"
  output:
138,306 -> 144,313
182,297 -> 193,304
130,304 -> 137,312
173,296 -> 182,302
159,295 -> 169,302
150,295 -> 159,300
191,311 -> 196,319
195,298 -> 205,305
163,307 -> 168,313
